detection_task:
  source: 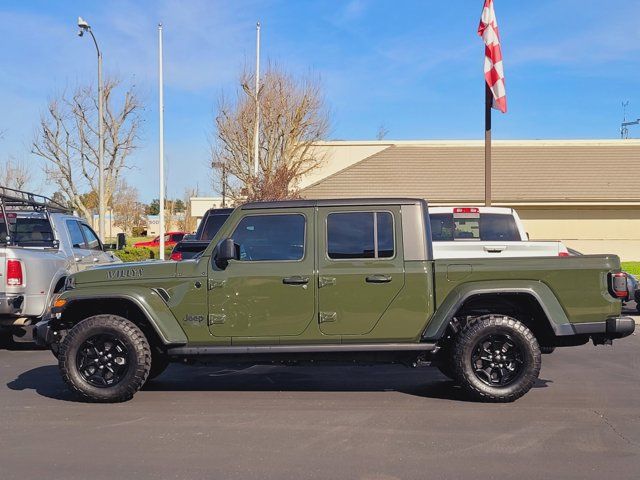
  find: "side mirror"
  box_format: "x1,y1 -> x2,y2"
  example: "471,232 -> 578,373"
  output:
103,243 -> 117,251
215,238 -> 238,269
218,238 -> 237,262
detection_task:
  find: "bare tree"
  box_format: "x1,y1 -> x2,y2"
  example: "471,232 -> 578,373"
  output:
112,179 -> 145,235
1,157 -> 32,190
32,78 -> 142,221
211,66 -> 329,202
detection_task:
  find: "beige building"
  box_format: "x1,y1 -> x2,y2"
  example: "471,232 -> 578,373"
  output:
299,140 -> 640,261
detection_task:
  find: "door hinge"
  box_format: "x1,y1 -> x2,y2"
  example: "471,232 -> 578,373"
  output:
319,276 -> 336,288
319,311 -> 337,323
208,279 -> 226,290
208,313 -> 226,325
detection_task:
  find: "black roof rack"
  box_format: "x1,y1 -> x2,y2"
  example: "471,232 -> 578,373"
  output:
0,185 -> 71,214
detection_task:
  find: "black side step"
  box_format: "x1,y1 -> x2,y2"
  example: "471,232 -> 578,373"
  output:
168,343 -> 437,356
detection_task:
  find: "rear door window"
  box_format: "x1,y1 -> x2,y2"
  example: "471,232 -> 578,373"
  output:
327,211 -> 394,259
430,213 -> 520,241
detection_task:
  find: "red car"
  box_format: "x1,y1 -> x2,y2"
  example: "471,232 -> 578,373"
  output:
133,231 -> 187,248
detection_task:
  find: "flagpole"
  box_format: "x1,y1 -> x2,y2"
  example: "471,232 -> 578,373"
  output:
484,83 -> 492,207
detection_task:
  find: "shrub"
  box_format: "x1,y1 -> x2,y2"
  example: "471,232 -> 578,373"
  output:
113,247 -> 154,262
113,246 -> 174,263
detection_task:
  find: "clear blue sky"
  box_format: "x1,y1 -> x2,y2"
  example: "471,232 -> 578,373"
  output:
1,0 -> 638,202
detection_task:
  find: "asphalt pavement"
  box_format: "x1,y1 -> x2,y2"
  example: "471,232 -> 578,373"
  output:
1,331 -> 639,480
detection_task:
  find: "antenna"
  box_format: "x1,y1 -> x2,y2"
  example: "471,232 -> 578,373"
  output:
620,101 -> 639,139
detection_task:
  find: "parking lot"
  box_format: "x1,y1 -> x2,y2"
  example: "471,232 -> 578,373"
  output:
1,320 -> 638,480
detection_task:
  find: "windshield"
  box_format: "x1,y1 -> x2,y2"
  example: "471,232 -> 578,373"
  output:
198,214 -> 231,241
430,213 -> 521,242
0,215 -> 55,246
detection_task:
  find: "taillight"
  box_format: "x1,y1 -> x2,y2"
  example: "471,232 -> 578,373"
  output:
6,259 -> 23,286
610,272 -> 627,299
453,208 -> 480,214
170,252 -> 182,261
558,251 -> 570,257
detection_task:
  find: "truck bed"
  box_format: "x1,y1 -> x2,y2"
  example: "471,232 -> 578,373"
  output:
432,254 -> 621,326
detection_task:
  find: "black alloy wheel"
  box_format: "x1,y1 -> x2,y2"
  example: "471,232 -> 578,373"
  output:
76,334 -> 130,387
470,333 -> 524,387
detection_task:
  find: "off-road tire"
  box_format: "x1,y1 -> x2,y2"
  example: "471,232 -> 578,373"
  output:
453,315 -> 541,403
59,315 -> 151,403
540,345 -> 556,354
148,349 -> 170,380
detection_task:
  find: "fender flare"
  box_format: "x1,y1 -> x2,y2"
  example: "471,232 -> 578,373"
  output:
57,289 -> 188,345
422,280 -> 573,340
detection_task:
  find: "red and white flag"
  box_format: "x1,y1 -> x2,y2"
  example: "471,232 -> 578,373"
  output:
478,0 -> 507,113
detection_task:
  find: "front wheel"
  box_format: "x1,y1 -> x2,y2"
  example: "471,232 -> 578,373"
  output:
58,315 -> 151,402
453,315 -> 541,403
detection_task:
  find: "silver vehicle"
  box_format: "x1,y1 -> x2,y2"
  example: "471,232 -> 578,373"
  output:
0,187 -> 120,345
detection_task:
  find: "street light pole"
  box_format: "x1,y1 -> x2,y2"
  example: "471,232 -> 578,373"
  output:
77,17 -> 105,239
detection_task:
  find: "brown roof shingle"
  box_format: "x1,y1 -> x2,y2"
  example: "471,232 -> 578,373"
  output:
300,143 -> 640,203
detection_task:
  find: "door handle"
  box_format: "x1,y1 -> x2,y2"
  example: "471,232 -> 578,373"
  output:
93,257 -> 100,262
365,274 -> 392,284
483,245 -> 506,253
282,276 -> 309,285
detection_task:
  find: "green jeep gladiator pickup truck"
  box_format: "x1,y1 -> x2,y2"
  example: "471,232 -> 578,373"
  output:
35,198 -> 635,403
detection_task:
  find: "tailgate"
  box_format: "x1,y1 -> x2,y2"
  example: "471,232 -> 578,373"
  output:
433,241 -> 562,259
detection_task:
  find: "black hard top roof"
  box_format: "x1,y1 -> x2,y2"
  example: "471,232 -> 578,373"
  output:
241,198 -> 426,210
205,208 -> 234,215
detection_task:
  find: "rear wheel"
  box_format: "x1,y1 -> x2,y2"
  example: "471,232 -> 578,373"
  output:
59,315 -> 151,402
453,315 -> 541,402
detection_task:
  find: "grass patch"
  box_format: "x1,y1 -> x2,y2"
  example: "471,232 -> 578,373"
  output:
622,262 -> 640,276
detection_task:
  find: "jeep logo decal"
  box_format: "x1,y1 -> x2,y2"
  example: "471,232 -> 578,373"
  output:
106,268 -> 144,280
184,314 -> 205,325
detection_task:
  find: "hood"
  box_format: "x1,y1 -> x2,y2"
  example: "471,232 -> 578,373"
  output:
71,261 -> 178,285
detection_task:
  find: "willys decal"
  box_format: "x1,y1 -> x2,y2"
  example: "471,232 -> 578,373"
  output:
106,267 -> 144,280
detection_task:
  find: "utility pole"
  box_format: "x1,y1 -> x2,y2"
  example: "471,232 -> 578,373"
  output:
253,21 -> 261,176
158,23 -> 166,259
